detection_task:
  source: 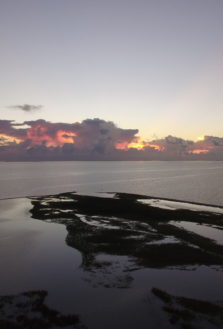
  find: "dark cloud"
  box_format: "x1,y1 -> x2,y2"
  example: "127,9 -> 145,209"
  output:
9,104 -> 43,112
74,118 -> 138,153
149,135 -> 194,159
0,120 -> 14,131
0,119 -> 223,161
0,120 -> 26,139
202,136 -> 223,146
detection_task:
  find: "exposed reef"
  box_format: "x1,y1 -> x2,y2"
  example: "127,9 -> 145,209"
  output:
30,192 -> 223,271
2,192 -> 223,329
0,290 -> 84,329
152,287 -> 223,329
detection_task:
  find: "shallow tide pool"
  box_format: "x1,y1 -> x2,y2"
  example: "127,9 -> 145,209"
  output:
1,194 -> 223,329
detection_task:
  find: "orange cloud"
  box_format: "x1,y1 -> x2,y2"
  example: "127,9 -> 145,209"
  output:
1,119 -> 223,160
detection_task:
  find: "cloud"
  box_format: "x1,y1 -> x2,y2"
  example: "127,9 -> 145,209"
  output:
9,104 -> 43,112
0,120 -> 26,139
202,136 -> 223,146
148,135 -> 194,159
0,118 -> 223,161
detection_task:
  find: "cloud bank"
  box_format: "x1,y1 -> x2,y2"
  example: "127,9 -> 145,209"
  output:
0,118 -> 223,161
9,104 -> 43,112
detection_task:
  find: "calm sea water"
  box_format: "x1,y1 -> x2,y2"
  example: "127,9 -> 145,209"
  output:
1,162 -> 223,328
1,161 -> 223,205
1,197 -> 223,329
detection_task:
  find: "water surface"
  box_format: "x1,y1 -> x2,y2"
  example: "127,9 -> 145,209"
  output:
1,194 -> 223,329
1,161 -> 223,205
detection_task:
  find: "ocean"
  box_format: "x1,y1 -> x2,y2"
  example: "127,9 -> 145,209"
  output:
1,161 -> 223,205
1,161 -> 223,329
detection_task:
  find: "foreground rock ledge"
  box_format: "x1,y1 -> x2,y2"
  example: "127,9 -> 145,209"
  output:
30,192 -> 223,270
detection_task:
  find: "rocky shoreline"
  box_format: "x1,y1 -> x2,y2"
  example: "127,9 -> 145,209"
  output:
1,191 -> 223,329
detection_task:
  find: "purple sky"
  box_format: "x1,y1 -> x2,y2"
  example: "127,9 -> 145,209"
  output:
1,0 -> 223,140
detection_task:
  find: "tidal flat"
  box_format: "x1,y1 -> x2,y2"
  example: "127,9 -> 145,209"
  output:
1,192 -> 223,329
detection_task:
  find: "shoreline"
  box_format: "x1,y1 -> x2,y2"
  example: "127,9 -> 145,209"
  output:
1,190 -> 223,210
1,191 -> 223,329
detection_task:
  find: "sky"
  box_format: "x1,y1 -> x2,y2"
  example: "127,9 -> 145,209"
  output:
0,0 -> 223,141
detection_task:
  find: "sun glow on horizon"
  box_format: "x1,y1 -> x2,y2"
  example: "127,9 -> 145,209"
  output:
115,138 -> 163,151
188,149 -> 210,154
197,136 -> 205,141
0,134 -> 23,145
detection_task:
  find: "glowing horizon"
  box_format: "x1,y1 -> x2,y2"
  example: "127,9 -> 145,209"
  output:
1,118 -> 223,160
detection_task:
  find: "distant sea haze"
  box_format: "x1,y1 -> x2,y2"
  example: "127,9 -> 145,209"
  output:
1,161 -> 223,206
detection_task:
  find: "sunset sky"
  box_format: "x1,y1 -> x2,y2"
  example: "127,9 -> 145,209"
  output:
1,0 -> 223,141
